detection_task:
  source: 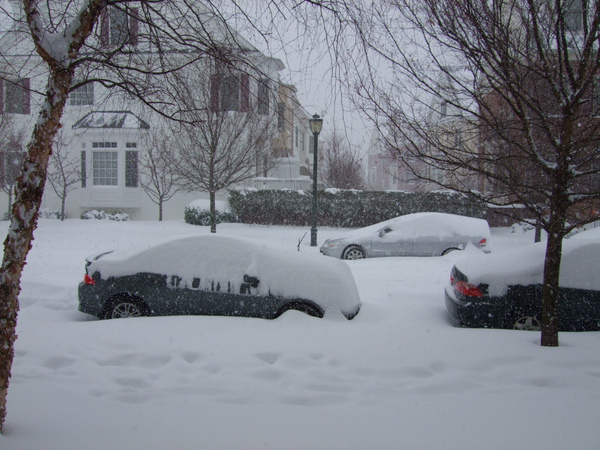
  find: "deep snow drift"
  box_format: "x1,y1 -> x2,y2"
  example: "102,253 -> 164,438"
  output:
1,219 -> 599,450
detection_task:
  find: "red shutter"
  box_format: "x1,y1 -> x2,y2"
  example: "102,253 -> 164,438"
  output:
22,78 -> 30,115
240,74 -> 250,112
210,74 -> 220,112
129,8 -> 139,46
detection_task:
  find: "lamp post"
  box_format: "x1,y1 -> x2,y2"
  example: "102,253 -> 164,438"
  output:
309,114 -> 323,247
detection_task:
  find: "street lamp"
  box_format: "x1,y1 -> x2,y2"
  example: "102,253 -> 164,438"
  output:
309,113 -> 323,247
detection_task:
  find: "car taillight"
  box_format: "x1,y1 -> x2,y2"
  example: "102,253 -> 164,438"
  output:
83,273 -> 96,285
477,238 -> 487,247
454,280 -> 483,298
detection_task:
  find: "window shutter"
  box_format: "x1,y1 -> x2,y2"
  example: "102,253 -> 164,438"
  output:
210,74 -> 220,112
125,150 -> 138,187
240,74 -> 250,112
100,8 -> 109,46
0,151 -> 5,186
81,151 -> 86,188
129,8 -> 139,46
22,78 -> 30,114
0,79 -> 3,113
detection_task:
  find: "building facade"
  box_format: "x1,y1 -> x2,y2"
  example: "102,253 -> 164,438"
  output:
0,1 -> 314,220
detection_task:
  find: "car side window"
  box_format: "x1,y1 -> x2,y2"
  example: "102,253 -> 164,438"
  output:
170,275 -> 181,288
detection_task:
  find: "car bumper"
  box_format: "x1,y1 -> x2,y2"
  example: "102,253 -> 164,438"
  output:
444,285 -> 504,328
78,282 -> 105,318
320,245 -> 344,259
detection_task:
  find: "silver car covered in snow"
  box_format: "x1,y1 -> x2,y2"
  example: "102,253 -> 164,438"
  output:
320,212 -> 490,260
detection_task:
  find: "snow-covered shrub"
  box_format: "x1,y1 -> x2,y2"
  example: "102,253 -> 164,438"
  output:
39,209 -> 62,219
511,222 -> 535,234
184,207 -> 238,226
81,210 -> 129,221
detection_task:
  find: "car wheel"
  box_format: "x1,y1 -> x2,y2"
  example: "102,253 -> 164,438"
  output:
513,315 -> 541,331
276,301 -> 324,319
441,247 -> 460,256
342,245 -> 366,260
105,295 -> 149,319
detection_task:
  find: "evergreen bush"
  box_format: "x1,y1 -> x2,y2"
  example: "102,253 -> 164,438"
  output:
81,210 -> 129,221
228,188 -> 487,227
184,207 -> 238,226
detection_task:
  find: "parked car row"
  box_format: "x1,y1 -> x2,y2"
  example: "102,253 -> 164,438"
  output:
78,213 -> 600,331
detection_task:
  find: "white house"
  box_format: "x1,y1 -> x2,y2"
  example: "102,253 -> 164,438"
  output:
0,0 -> 314,221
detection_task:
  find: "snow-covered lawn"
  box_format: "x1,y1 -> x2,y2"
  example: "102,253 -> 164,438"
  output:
1,219 -> 599,449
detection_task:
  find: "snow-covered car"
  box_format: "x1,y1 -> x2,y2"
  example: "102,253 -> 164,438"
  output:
79,235 -> 361,320
444,233 -> 600,331
320,212 -> 490,260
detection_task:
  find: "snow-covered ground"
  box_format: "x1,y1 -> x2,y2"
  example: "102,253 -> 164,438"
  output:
1,219 -> 599,450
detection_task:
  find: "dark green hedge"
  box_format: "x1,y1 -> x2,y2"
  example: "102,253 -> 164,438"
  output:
228,189 -> 487,228
184,207 -> 238,226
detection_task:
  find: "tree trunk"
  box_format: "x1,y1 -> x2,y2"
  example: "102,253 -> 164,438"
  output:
60,188 -> 67,221
210,190 -> 217,233
158,199 -> 163,222
0,70 -> 72,432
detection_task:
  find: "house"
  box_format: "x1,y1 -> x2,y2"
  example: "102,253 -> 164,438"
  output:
368,71 -> 481,193
0,0 -> 314,221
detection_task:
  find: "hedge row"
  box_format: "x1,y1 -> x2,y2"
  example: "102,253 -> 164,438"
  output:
184,207 -> 238,226
227,189 -> 487,228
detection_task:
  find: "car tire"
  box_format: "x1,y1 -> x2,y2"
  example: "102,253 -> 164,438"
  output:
342,245 -> 366,260
105,295 -> 150,319
512,315 -> 541,331
441,247 -> 460,256
276,301 -> 324,319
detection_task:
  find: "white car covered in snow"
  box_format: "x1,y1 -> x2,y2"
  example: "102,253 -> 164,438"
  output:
79,235 -> 361,320
320,212 -> 491,260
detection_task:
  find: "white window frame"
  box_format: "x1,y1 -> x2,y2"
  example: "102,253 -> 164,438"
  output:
92,142 -> 119,186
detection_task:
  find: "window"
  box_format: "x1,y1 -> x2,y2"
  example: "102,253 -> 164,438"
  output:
2,79 -> 30,114
210,72 -> 250,112
221,75 -> 240,111
277,102 -> 285,131
70,82 -> 94,106
295,126 -> 299,148
592,76 -> 600,117
257,79 -> 270,115
565,0 -> 583,32
309,135 -> 314,154
92,144 -> 118,186
0,147 -> 24,187
125,144 -> 138,188
100,6 -> 139,47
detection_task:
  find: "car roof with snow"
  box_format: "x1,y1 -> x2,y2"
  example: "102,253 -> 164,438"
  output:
454,237 -> 600,291
333,212 -> 490,241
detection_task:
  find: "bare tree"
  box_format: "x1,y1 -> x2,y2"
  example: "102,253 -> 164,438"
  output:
167,67 -> 276,233
321,129 -> 364,189
139,129 -> 184,221
341,0 -> 600,346
47,132 -> 81,220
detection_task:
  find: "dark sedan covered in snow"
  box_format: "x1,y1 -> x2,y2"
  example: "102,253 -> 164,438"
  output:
79,235 -> 361,321
445,230 -> 600,331
321,212 -> 490,260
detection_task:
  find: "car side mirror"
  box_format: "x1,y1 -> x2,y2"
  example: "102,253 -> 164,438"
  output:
243,275 -> 259,288
379,227 -> 391,238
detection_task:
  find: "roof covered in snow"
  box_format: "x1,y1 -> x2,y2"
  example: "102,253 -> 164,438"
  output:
73,111 -> 150,130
